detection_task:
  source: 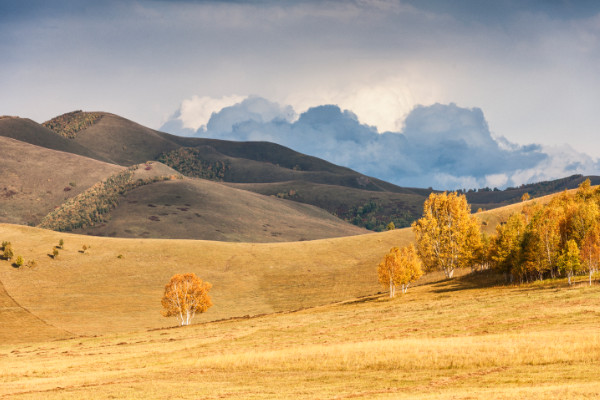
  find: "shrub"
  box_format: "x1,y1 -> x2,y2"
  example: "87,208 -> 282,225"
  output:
14,256 -> 23,268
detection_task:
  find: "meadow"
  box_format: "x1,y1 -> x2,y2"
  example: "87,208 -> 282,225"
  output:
1,272 -> 599,399
1,192 -> 599,399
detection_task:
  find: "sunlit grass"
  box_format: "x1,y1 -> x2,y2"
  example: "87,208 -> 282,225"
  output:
1,275 -> 599,399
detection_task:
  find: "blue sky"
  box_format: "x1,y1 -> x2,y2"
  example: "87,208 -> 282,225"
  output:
3,1 -> 600,189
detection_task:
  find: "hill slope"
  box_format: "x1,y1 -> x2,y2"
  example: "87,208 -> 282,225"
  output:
70,177 -> 369,242
2,274 -> 598,399
0,116 -> 109,162
15,111 -> 600,232
0,223 -> 412,338
0,136 -> 123,225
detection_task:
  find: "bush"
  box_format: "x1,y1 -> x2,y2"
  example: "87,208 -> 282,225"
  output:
14,256 -> 23,268
2,245 -> 14,260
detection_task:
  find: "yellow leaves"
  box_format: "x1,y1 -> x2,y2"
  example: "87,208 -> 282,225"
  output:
161,273 -> 212,326
377,244 -> 423,297
412,192 -> 481,278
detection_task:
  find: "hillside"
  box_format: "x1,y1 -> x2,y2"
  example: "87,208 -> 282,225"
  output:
0,223 -> 413,338
58,112 -> 181,165
0,193 -> 547,341
0,136 -> 123,226
1,192 -> 599,398
1,240 -> 598,398
69,177 -> 369,242
0,116 -> 109,162
8,111 -> 599,233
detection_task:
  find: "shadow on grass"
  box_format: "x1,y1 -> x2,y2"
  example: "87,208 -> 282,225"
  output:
431,269 -> 507,293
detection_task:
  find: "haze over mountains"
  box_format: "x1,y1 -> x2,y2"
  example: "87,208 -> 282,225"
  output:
1,110 -> 598,241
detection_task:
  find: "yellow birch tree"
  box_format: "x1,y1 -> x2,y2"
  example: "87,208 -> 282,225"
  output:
581,222 -> 600,286
412,192 -> 481,278
161,273 -> 212,326
377,245 -> 423,298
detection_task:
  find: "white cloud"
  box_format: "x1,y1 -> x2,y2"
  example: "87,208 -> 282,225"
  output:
484,173 -> 509,189
162,99 -> 594,190
178,95 -> 246,131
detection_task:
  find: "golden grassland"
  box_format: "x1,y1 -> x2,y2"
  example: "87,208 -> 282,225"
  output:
1,193 -> 599,399
1,274 -> 599,399
0,222 -> 414,339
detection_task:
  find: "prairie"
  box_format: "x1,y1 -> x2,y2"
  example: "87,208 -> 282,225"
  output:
0,223 -> 413,338
1,272 -> 598,399
1,189 -> 599,399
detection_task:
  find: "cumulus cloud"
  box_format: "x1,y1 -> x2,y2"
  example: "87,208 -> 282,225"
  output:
161,94 -> 246,137
160,98 -> 599,190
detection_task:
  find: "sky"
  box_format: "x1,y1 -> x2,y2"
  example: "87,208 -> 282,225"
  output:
2,0 -> 600,189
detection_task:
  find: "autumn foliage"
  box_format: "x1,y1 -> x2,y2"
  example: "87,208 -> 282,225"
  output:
412,192 -> 481,278
378,245 -> 423,297
161,273 -> 213,326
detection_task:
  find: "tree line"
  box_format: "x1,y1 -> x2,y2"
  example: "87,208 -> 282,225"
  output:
378,180 -> 600,297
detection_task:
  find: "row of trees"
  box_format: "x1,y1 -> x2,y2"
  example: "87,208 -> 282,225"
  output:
490,180 -> 599,285
378,180 -> 600,297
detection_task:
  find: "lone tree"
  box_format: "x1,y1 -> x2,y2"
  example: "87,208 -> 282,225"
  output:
377,245 -> 423,298
412,192 -> 481,278
161,273 -> 212,326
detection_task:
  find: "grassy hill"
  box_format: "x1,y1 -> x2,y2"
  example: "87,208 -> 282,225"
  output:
0,192 -> 571,341
1,192 -> 599,398
1,247 -> 598,398
0,116 -> 109,162
69,176 -> 369,242
6,111 -> 597,234
34,160 -> 367,242
0,223 -> 412,338
0,137 -> 123,226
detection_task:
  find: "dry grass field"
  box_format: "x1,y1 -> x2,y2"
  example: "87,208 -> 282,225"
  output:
1,271 -> 598,399
0,223 -> 414,339
1,194 -> 599,399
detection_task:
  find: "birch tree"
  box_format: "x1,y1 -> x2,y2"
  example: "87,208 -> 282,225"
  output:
161,273 -> 212,326
377,245 -> 423,297
412,192 -> 481,278
558,240 -> 581,286
581,223 -> 600,286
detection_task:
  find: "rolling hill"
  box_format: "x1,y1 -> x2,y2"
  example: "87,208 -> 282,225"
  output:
1,191 -> 599,398
6,110 -> 599,236
0,190 -> 557,342
0,223 -> 413,339
34,160 -> 367,242
0,136 -> 123,226
0,116 -> 109,162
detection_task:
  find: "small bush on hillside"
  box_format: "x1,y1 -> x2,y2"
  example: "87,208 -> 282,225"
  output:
52,248 -> 59,259
14,256 -> 23,268
58,239 -> 64,249
2,244 -> 14,261
26,260 -> 37,268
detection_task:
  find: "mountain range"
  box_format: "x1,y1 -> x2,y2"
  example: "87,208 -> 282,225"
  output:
1,110 -> 598,241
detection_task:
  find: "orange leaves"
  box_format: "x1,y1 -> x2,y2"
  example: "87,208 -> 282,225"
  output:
161,273 -> 213,326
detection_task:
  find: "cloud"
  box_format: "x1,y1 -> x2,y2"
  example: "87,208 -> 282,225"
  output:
160,98 -> 599,190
